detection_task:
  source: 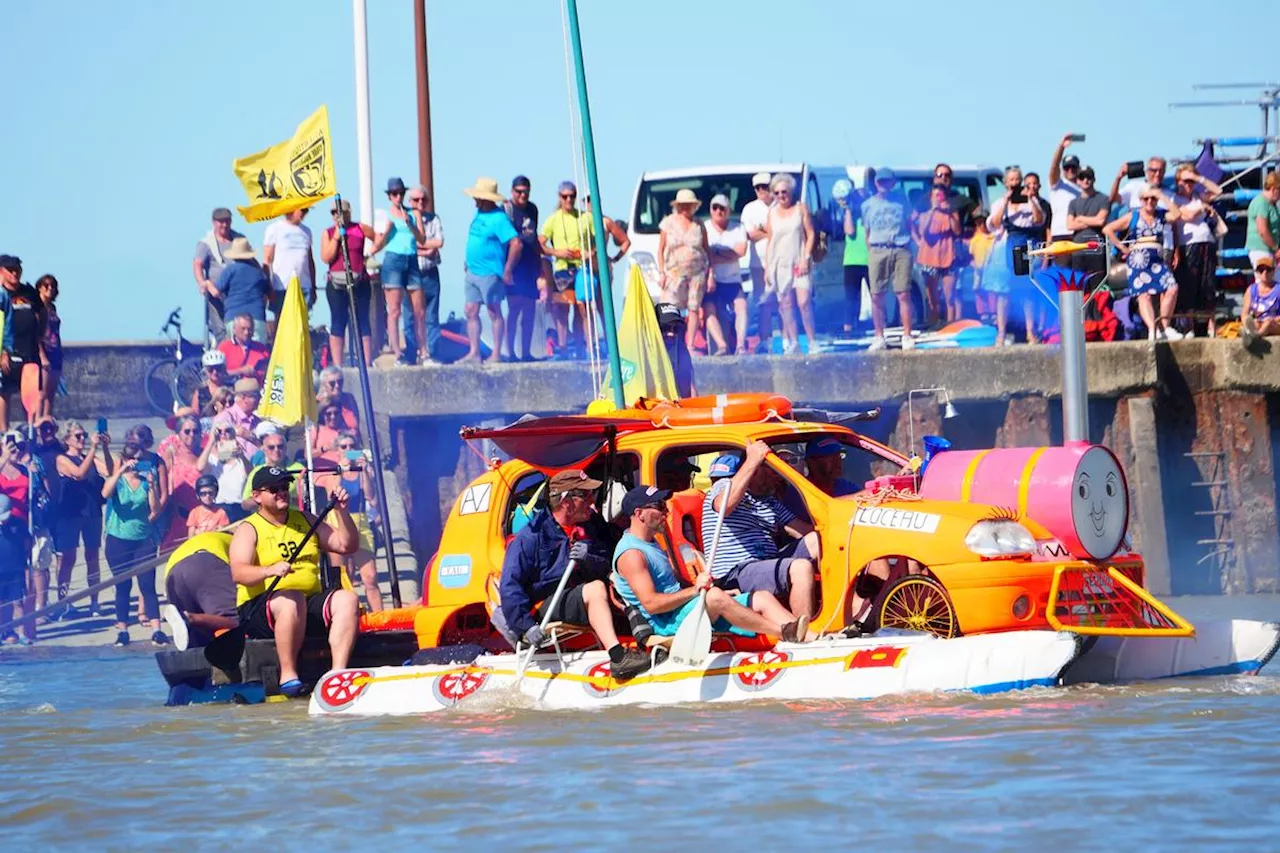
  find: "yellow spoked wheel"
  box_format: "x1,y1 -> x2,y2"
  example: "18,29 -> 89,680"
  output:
877,575 -> 959,639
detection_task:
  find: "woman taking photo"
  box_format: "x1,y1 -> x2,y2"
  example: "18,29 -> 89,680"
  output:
657,189 -> 710,353
763,173 -> 817,355
158,413 -> 204,545
197,416 -> 250,522
914,185 -> 963,325
102,442 -> 164,647
1103,186 -> 1182,341
986,167 -> 1046,345
55,422 -> 111,617
320,431 -> 381,612
1172,164 -> 1224,337
321,199 -> 376,367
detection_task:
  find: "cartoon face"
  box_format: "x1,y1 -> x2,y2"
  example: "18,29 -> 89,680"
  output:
1070,446 -> 1128,559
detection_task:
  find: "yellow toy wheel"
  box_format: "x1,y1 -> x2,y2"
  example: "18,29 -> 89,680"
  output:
877,575 -> 959,639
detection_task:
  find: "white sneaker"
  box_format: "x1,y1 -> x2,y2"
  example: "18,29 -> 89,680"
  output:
867,337 -> 887,352
160,604 -> 189,651
1164,326 -> 1183,341
900,336 -> 916,351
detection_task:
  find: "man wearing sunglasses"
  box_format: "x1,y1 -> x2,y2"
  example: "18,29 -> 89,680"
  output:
241,433 -> 302,513
229,465 -> 360,697
496,468 -> 651,681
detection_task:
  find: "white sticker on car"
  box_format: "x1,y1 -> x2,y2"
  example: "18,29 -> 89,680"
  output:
854,506 -> 941,534
458,483 -> 492,515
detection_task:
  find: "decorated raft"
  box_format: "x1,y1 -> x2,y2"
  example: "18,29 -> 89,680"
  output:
310,630 -> 1085,716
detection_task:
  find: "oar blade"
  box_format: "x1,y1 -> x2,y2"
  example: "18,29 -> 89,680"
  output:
669,592 -> 712,669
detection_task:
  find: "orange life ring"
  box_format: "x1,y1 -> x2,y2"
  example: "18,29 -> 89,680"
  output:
650,393 -> 793,427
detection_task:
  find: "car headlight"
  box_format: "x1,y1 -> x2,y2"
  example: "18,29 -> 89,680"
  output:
965,520 -> 1036,557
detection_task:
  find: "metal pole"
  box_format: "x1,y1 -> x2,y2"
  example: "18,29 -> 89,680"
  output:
564,0 -> 624,409
352,0 -> 374,226
413,0 -> 435,205
333,198 -> 403,608
1058,272 -> 1089,443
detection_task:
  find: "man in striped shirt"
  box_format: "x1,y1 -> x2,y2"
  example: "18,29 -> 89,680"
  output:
700,441 -> 820,618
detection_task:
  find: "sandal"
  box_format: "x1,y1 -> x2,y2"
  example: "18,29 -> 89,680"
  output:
279,678 -> 307,698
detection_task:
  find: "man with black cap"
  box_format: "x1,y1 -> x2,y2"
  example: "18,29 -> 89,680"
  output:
503,175 -> 542,361
497,468 -> 650,680
193,208 -> 244,339
0,255 -> 45,428
612,484 -> 809,646
229,465 -> 360,697
1048,134 -> 1085,243
656,302 -> 694,397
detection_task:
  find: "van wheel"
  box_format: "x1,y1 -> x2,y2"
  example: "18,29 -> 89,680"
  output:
877,575 -> 959,639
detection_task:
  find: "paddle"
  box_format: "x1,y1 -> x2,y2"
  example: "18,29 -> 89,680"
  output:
203,497 -> 338,673
669,492 -> 727,669
513,533 -> 581,689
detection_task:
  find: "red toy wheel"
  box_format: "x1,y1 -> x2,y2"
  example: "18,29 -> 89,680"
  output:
315,669 -> 371,711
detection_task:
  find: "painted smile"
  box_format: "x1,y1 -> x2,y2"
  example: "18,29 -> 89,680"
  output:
1090,503 -> 1106,534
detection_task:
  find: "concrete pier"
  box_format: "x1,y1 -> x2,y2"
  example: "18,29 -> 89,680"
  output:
60,338 -> 1280,596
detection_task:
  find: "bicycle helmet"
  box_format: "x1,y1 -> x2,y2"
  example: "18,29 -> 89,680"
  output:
195,474 -> 218,494
201,349 -> 226,368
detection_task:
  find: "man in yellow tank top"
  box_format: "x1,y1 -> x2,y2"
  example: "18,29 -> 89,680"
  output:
229,465 -> 360,696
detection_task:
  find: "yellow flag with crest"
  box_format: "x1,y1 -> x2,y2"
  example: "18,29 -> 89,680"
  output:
598,265 -> 679,407
256,275 -> 316,427
233,106 -> 336,222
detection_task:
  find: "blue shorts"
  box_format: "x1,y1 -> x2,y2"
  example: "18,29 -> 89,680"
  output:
650,591 -> 755,637
710,280 -> 743,305
563,267 -> 597,303
465,272 -> 505,308
381,252 -> 423,291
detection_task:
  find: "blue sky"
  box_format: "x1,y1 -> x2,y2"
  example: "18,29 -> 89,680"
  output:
5,0 -> 1277,341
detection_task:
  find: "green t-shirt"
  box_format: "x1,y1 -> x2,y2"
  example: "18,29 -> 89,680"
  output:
540,209 -> 595,272
842,200 -> 869,267
1246,194 -> 1280,253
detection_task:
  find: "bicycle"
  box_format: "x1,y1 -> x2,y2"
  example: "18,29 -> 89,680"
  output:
145,308 -> 207,415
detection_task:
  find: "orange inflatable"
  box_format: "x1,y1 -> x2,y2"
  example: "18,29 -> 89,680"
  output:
649,393 -> 792,427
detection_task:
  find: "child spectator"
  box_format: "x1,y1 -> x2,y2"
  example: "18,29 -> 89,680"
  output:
969,208 -> 995,321
186,474 -> 230,536
656,303 -> 694,397
0,494 -> 32,644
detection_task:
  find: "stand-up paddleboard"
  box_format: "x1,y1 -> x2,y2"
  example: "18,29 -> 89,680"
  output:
309,630 -> 1084,716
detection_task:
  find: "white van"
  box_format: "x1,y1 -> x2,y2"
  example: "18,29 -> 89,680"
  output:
622,163 -> 847,310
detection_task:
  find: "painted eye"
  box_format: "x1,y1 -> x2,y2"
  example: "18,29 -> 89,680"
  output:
1105,481 -> 1117,497
1077,482 -> 1090,500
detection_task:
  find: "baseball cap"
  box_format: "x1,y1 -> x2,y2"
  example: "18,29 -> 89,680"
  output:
751,172 -> 772,188
233,377 -> 261,395
655,303 -> 685,329
709,193 -> 730,210
657,456 -> 700,474
620,484 -> 673,518
251,465 -> 297,492
0,255 -> 22,271
874,167 -> 897,185
708,454 -> 743,479
548,469 -> 603,496
512,175 -> 531,189
211,207 -> 232,221
1078,166 -> 1096,180
1062,154 -> 1081,170
805,437 -> 845,458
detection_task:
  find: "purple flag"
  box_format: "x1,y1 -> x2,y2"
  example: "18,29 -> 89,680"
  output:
1195,141 -> 1226,184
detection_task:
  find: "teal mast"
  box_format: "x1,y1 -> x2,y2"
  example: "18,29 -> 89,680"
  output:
565,0 -> 625,408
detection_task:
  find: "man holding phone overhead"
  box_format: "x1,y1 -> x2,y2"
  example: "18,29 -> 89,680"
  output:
1048,134 -> 1085,242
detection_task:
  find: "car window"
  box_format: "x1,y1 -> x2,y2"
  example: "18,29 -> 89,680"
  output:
504,470 -> 547,536
765,435 -> 903,494
632,173 -> 802,234
985,172 -> 1005,207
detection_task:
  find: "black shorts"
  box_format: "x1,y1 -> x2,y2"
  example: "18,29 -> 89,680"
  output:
0,571 -> 25,605
533,582 -> 593,626
238,589 -> 339,640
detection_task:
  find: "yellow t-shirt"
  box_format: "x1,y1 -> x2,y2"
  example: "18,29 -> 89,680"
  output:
969,230 -> 996,268
162,532 -> 232,581
235,509 -> 322,605
540,209 -> 595,272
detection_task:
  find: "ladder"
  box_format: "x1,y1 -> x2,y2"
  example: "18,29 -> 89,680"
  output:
1185,451 -> 1238,592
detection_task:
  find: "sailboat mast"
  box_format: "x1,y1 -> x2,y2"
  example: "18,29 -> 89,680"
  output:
564,0 -> 625,408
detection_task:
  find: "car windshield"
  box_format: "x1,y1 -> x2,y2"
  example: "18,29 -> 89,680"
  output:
891,175 -> 982,217
765,433 -> 905,491
632,172 -> 801,234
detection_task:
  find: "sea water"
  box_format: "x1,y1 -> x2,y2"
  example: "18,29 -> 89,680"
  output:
2,595 -> 1279,851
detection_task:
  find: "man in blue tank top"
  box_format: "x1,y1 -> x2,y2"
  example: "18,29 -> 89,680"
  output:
612,485 -> 809,644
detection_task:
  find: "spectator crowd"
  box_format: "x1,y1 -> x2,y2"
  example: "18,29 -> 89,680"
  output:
0,368 -> 383,647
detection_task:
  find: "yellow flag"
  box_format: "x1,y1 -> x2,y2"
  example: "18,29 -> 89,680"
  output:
233,106 -> 337,223
599,265 -> 679,407
257,275 -> 316,426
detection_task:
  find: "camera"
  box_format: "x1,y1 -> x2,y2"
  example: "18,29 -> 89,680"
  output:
1126,160 -> 1146,180
1009,187 -> 1027,204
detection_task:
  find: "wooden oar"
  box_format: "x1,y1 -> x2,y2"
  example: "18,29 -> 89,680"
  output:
669,495 -> 727,669
203,498 -> 338,673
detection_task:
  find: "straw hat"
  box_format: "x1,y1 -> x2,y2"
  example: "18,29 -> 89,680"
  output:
670,188 -> 701,211
224,237 -> 256,260
463,177 -> 506,203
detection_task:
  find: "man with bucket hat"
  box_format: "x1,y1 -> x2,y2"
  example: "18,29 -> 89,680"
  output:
462,177 -> 521,364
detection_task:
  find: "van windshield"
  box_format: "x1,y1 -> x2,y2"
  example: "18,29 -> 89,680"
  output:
631,172 -> 801,234
891,175 -> 982,218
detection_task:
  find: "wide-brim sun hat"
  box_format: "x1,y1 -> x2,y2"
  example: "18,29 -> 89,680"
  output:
223,237 -> 256,260
670,188 -> 701,210
463,177 -> 506,203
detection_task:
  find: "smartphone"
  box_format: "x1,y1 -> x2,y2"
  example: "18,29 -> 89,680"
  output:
96,417 -> 108,435
1126,160 -> 1146,180
1068,133 -> 1086,143
1009,187 -> 1027,204
344,450 -> 364,463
